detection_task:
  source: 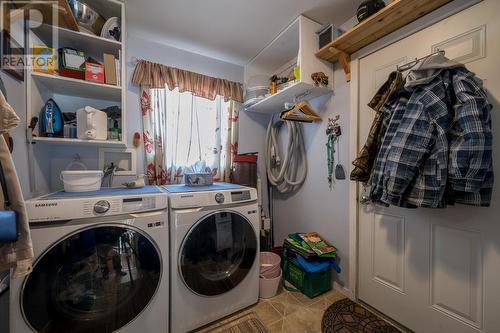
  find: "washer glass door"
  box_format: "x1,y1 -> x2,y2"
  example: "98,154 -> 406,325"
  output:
180,211 -> 257,296
22,225 -> 161,333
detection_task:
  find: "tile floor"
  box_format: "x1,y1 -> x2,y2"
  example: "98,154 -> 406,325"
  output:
195,287 -> 347,333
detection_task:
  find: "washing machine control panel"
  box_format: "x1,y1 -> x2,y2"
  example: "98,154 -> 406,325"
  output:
26,190 -> 168,222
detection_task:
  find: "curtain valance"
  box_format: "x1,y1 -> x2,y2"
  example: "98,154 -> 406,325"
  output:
131,59 -> 243,103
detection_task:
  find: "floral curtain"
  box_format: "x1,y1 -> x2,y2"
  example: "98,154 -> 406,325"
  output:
140,87 -> 168,185
140,86 -> 240,185
221,101 -> 240,182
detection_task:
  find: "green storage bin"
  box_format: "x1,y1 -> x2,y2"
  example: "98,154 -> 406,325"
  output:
283,257 -> 332,298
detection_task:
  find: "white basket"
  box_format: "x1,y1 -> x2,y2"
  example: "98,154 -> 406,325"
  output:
259,270 -> 282,299
61,170 -> 103,192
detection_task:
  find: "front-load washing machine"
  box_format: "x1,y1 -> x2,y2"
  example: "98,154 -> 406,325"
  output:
164,183 -> 260,333
10,186 -> 169,333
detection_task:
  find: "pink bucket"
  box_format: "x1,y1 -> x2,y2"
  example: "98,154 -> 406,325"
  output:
260,252 -> 281,279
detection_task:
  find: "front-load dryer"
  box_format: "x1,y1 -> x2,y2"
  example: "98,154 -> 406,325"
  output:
164,183 -> 260,333
10,186 -> 169,333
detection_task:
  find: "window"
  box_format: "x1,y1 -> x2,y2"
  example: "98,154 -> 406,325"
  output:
145,87 -> 231,184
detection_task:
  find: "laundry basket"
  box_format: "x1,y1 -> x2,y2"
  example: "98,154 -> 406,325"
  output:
259,252 -> 282,298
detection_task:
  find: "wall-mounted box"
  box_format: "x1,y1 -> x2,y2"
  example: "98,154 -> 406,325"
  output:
98,148 -> 136,176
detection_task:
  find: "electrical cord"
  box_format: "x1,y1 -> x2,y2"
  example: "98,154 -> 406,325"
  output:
266,114 -> 307,193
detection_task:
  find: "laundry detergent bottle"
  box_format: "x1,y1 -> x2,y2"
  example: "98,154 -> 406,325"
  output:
40,98 -> 63,137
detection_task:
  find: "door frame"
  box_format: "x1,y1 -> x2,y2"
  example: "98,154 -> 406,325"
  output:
347,0 -> 483,300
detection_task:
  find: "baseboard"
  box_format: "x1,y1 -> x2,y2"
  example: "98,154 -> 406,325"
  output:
333,282 -> 355,301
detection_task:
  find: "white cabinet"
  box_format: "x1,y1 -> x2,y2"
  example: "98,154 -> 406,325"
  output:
244,15 -> 333,114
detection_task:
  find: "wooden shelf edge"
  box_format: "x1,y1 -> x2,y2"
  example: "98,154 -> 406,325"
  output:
315,0 -> 454,81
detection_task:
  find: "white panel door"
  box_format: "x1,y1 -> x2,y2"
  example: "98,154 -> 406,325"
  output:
358,1 -> 500,332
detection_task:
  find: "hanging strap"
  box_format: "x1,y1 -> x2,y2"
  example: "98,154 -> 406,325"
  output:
0,160 -> 10,209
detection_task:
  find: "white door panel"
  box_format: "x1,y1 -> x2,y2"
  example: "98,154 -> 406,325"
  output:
358,1 -> 500,332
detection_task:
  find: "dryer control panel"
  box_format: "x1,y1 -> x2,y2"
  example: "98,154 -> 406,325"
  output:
169,187 -> 257,209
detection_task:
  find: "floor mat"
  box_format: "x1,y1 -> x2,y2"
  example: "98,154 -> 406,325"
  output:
206,312 -> 270,333
322,298 -> 402,333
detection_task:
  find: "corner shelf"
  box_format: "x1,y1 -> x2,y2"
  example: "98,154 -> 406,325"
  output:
315,0 -> 453,81
31,137 -> 126,148
244,15 -> 333,114
245,82 -> 330,114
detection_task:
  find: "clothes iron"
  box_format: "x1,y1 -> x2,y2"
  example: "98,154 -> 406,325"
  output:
40,98 -> 63,137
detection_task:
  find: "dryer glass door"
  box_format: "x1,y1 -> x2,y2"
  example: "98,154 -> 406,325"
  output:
21,225 -> 161,333
180,211 -> 257,296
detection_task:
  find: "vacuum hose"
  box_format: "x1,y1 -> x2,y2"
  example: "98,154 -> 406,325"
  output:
266,115 -> 307,193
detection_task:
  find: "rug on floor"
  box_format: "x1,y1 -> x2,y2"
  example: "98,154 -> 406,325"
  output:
207,312 -> 270,333
322,298 -> 402,333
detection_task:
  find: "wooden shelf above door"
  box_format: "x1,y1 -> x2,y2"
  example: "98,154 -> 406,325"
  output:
315,0 -> 453,81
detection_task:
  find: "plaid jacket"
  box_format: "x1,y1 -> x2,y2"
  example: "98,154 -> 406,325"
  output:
351,71 -> 403,182
370,68 -> 493,207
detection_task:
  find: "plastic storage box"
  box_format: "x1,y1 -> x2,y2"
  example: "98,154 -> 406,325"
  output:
283,257 -> 331,298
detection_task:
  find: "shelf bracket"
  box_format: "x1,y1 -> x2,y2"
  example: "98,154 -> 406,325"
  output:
329,47 -> 351,82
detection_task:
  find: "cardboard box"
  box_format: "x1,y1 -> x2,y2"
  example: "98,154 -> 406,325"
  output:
32,45 -> 56,74
103,53 -> 117,85
59,48 -> 85,80
85,62 -> 105,83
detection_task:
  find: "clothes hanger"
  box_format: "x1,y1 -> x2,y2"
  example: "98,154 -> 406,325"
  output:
281,100 -> 322,122
397,49 -> 445,72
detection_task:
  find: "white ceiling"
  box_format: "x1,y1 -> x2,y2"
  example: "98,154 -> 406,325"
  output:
126,0 -> 361,66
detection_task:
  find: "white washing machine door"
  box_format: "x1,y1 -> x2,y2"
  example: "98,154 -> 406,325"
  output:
179,211 -> 257,296
21,225 -> 162,333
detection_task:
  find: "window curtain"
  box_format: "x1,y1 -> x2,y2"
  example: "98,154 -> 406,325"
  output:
221,101 -> 240,182
140,88 -> 168,185
139,86 -> 240,185
134,59 -> 243,185
132,60 -> 243,103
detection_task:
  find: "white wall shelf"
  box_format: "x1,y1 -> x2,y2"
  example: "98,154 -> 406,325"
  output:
245,81 -> 331,114
244,15 -> 333,114
31,137 -> 126,147
31,23 -> 122,61
26,0 -> 126,147
31,72 -> 122,101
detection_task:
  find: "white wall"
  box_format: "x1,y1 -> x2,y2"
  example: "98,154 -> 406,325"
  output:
271,65 -> 351,289
239,63 -> 352,290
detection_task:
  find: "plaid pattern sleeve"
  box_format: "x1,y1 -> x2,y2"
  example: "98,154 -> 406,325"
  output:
369,89 -> 410,203
448,68 -> 493,193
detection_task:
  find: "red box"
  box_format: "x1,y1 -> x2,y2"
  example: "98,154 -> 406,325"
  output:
85,62 -> 105,83
59,67 -> 85,80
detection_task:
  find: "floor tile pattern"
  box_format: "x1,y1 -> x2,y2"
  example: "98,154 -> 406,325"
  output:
195,288 -> 347,333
